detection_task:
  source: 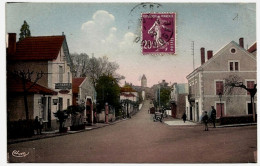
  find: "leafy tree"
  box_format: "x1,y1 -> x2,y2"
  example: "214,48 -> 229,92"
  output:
160,87 -> 171,108
70,53 -> 124,87
225,74 -> 257,122
95,75 -> 120,113
19,20 -> 31,41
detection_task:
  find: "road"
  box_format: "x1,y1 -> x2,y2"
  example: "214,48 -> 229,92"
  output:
7,100 -> 257,163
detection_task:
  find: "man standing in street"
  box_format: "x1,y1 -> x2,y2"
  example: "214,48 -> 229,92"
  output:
211,106 -> 217,128
202,111 -> 209,131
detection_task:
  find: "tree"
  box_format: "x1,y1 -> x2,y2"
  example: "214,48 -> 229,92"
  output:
19,20 -> 31,41
70,53 -> 124,87
9,69 -> 44,121
95,75 -> 121,113
160,87 -> 171,108
225,74 -> 257,122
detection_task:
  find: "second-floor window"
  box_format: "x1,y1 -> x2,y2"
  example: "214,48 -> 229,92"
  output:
229,61 -> 239,71
59,66 -> 63,83
216,81 -> 224,95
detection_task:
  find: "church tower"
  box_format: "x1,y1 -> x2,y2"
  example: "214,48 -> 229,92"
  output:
141,74 -> 147,87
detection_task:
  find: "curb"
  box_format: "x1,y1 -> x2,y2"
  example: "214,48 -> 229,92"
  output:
7,118 -> 130,145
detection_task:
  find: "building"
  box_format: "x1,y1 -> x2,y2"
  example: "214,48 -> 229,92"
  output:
170,83 -> 188,118
186,38 -> 256,122
7,33 -> 73,130
141,74 -> 147,87
72,77 -> 96,124
120,85 -> 139,116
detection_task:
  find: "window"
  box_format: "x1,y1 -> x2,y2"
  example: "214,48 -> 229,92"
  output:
67,99 -> 70,108
231,48 -> 236,54
229,61 -> 239,71
68,72 -> 70,83
247,81 -> 255,95
216,81 -> 224,95
59,66 -> 63,83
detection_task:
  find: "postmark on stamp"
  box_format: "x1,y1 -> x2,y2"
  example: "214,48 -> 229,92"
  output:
141,13 -> 176,55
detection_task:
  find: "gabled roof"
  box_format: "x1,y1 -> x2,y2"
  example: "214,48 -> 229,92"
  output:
72,77 -> 86,94
187,41 -> 256,79
7,36 -> 65,61
248,42 -> 257,53
7,75 -> 57,95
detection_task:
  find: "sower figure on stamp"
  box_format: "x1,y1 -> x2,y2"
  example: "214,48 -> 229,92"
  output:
182,112 -> 187,123
211,106 -> 217,128
202,111 -> 209,131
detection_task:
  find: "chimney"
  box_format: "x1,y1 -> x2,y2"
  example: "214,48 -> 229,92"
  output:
239,38 -> 244,48
200,47 -> 205,65
207,50 -> 213,60
7,33 -> 16,55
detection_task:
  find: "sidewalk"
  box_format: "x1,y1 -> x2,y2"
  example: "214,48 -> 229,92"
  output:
7,118 -> 129,145
163,117 -> 257,128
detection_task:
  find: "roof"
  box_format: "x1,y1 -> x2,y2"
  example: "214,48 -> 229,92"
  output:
247,42 -> 256,53
7,75 -> 58,95
8,36 -> 65,61
72,77 -> 86,94
187,41 -> 256,79
120,86 -> 137,93
121,93 -> 136,97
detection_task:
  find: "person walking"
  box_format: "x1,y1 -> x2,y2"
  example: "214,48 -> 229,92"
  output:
211,106 -> 217,128
202,111 -> 209,131
182,112 -> 187,123
34,116 -> 40,135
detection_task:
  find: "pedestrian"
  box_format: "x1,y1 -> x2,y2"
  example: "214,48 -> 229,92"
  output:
39,117 -> 43,134
34,116 -> 40,135
211,106 -> 217,128
202,111 -> 209,131
182,112 -> 187,123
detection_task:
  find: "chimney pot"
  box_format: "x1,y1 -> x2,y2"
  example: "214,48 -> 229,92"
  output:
239,38 -> 244,48
7,33 -> 16,55
207,50 -> 213,60
200,47 -> 205,65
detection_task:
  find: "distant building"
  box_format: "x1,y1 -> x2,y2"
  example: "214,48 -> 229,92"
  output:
141,74 -> 147,87
170,83 -> 188,118
186,38 -> 256,122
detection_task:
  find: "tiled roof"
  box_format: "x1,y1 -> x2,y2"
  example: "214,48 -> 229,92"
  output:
7,75 -> 58,95
248,42 -> 256,53
72,77 -> 86,94
120,86 -> 137,92
8,36 -> 65,61
121,93 -> 136,97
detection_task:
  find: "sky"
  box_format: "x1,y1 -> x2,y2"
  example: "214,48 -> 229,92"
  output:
5,2 -> 256,87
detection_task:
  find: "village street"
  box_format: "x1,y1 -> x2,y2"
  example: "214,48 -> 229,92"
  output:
8,99 -> 257,163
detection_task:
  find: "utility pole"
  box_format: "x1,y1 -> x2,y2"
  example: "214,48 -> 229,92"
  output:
191,41 -> 195,70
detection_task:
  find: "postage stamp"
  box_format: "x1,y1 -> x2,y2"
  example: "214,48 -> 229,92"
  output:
141,13 -> 176,55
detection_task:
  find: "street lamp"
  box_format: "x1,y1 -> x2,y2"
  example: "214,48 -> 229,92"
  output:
218,92 -> 222,118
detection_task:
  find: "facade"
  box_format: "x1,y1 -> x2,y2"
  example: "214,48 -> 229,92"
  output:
7,33 -> 73,130
72,77 -> 96,124
186,38 -> 256,122
120,86 -> 139,116
170,83 -> 188,118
